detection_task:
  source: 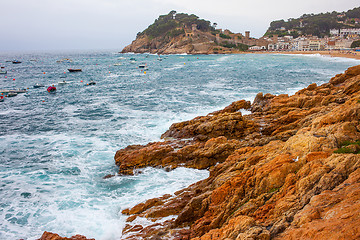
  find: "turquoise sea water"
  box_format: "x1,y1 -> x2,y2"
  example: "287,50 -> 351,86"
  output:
0,51 -> 359,239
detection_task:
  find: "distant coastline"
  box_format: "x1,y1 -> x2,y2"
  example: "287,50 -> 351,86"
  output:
252,50 -> 360,60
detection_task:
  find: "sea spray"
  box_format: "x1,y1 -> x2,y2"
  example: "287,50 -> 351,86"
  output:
0,51 -> 359,239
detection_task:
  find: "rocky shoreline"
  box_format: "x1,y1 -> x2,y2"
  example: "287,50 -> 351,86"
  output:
40,65 -> 360,239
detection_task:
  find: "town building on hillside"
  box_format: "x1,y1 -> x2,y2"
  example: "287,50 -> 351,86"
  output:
192,24 -> 197,31
291,37 -> 309,51
268,42 -> 290,51
335,39 -> 353,49
249,46 -> 266,51
327,40 -> 336,50
309,39 -> 322,50
330,29 -> 340,36
330,28 -> 360,38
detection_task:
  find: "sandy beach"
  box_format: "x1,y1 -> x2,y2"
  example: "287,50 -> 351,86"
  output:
253,50 -> 360,60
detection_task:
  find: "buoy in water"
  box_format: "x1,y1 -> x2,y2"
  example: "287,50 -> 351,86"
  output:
81,80 -> 83,82
144,71 -> 146,74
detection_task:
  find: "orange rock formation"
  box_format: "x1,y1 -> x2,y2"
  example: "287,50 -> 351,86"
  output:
116,65 -> 360,239
42,65 -> 360,239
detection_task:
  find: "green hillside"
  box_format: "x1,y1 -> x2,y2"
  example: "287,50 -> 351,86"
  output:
137,11 -> 214,39
265,7 -> 360,38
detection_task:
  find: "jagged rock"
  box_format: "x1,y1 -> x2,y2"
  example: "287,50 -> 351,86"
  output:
41,65 -> 360,240
38,232 -> 95,240
115,65 -> 360,240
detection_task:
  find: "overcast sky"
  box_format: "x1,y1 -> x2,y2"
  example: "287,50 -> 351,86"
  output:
0,0 -> 358,52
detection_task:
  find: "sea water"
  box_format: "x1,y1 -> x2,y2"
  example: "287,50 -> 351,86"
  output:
0,51 -> 359,240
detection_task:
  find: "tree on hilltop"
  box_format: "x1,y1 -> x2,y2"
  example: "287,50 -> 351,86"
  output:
139,11 -> 214,39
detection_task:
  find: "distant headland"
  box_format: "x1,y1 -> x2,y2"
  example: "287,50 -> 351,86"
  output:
121,8 -> 360,55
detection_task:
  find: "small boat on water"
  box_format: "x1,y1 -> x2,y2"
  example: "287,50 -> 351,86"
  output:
34,83 -> 45,88
57,58 -> 73,63
113,63 -> 122,66
12,89 -> 27,93
47,86 -> 57,93
68,68 -> 82,72
58,80 -> 68,85
0,96 -> 4,102
7,92 -> 18,97
0,67 -> 7,74
12,60 -> 21,64
138,64 -> 148,70
0,89 -> 27,94
87,81 -> 96,86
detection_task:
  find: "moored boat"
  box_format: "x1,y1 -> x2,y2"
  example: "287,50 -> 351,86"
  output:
7,92 -> 18,97
138,64 -> 148,69
12,60 -> 21,64
68,68 -> 82,72
34,83 -> 45,88
57,58 -> 73,63
58,80 -> 68,85
0,67 -> 7,74
0,89 -> 27,94
87,81 -> 96,86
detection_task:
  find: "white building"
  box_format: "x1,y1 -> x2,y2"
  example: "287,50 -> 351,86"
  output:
291,38 -> 309,51
335,39 -> 353,49
330,29 -> 340,36
340,28 -> 360,37
330,28 -> 360,37
309,39 -> 321,50
249,46 -> 266,51
268,42 -> 290,51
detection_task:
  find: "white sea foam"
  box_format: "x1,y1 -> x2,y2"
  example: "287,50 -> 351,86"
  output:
1,51 -> 357,240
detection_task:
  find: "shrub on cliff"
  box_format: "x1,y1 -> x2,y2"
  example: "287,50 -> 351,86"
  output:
220,42 -> 249,51
219,33 -> 231,39
351,40 -> 360,48
140,11 -> 214,39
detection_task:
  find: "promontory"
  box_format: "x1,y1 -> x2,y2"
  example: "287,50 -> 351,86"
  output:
120,11 -> 267,54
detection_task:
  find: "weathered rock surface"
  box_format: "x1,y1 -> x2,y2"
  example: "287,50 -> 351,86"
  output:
41,65 -> 360,239
121,33 -> 244,55
116,65 -> 360,240
38,231 -> 95,240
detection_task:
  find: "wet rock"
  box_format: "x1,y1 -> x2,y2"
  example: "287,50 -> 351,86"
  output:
113,65 -> 360,240
38,232 -> 95,240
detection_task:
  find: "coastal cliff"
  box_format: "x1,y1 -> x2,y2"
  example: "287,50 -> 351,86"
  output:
41,65 -> 360,239
121,11 -> 250,54
115,65 -> 360,239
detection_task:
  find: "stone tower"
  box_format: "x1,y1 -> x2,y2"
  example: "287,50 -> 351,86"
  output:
192,24 -> 197,31
245,31 -> 250,39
